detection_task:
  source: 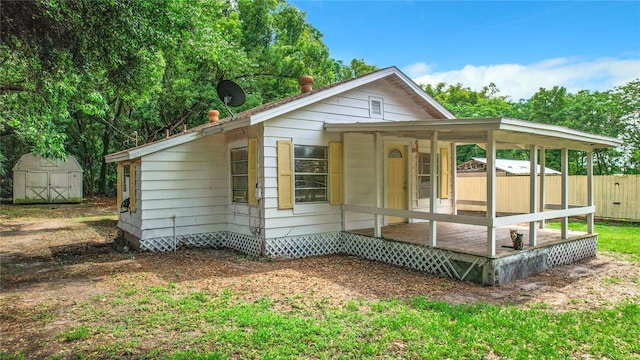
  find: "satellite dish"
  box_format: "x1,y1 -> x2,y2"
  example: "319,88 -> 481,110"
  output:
217,80 -> 245,120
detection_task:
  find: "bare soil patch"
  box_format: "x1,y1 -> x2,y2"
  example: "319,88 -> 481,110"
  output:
1,198 -> 639,357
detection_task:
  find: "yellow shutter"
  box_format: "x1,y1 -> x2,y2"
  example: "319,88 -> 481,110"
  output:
329,142 -> 343,205
248,138 -> 258,206
440,148 -> 449,199
276,140 -> 294,209
116,163 -> 123,207
129,161 -> 137,212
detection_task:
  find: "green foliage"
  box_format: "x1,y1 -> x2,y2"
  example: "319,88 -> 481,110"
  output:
2,0 -> 374,195
421,80 -> 639,174
60,325 -> 91,341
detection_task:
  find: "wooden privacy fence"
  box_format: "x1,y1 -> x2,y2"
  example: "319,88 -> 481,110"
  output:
456,175 -> 640,222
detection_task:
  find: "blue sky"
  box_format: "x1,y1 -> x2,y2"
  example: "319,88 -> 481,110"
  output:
289,1 -> 640,100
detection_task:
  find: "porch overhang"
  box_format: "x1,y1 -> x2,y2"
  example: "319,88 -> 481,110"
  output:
327,117 -> 622,259
324,117 -> 622,151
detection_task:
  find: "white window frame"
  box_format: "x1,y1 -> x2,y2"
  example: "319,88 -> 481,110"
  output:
369,96 -> 384,119
294,144 -> 328,203
230,147 -> 249,203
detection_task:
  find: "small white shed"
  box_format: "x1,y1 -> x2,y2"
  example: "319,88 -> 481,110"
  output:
12,153 -> 83,204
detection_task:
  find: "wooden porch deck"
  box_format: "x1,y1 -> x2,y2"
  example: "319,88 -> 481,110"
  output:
350,221 -> 591,258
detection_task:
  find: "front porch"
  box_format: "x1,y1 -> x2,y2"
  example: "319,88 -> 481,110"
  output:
351,221 -> 590,258
342,221 -> 597,286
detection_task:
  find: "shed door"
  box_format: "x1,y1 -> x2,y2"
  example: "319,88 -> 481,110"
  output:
26,171 -> 49,202
386,145 -> 407,224
50,172 -> 70,202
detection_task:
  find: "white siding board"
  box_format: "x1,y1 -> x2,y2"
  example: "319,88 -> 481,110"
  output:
142,161 -> 224,172
141,197 -> 220,210
142,189 -> 228,201
345,219 -> 375,231
265,213 -> 340,227
265,222 -> 342,238
227,222 -> 255,236
142,224 -> 225,239
141,214 -> 227,230
142,205 -> 227,220
142,179 -> 227,191
142,151 -> 219,162
141,170 -> 218,181
262,127 -> 337,143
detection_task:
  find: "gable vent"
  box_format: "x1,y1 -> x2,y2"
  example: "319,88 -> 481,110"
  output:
369,96 -> 383,118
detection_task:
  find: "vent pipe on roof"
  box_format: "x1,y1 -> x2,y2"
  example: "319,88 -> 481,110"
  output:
298,75 -> 314,93
208,109 -> 219,123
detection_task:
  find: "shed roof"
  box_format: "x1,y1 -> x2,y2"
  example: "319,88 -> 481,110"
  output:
105,66 -> 454,163
12,153 -> 83,172
457,158 -> 561,175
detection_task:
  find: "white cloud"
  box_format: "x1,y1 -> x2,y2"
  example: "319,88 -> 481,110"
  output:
403,62 -> 435,78
406,58 -> 640,100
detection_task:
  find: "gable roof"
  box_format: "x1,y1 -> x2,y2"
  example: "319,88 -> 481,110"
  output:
105,66 -> 454,163
457,157 -> 561,175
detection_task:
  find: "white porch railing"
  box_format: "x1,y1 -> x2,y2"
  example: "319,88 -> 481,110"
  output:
342,203 -> 596,257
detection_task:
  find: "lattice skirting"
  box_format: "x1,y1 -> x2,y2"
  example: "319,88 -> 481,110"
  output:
226,232 -> 262,257
140,231 -> 260,256
140,232 -> 226,252
546,235 -> 598,268
342,233 -> 481,280
138,230 -> 598,285
266,232 -> 343,259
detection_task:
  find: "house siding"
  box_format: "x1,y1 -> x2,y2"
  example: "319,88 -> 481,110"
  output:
262,84 -> 438,238
344,133 -> 376,230
138,134 -> 228,240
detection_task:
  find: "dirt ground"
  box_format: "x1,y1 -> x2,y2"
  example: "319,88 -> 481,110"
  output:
1,198 -> 639,356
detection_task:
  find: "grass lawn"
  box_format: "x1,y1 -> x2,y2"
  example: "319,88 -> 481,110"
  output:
546,220 -> 640,264
2,208 -> 639,359
4,284 -> 639,360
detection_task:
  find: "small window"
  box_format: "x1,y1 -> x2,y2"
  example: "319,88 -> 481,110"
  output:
294,145 -> 328,203
418,153 -> 437,199
231,147 -> 248,203
123,164 -> 130,193
369,96 -> 383,118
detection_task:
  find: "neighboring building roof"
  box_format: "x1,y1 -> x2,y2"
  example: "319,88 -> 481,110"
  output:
105,66 -> 454,163
457,157 -> 561,175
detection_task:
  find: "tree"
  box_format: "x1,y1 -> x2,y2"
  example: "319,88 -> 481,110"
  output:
1,0 -> 355,195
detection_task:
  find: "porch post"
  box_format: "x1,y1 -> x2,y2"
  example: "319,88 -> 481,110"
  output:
429,131 -> 438,247
539,146 -> 546,229
374,132 -> 383,237
561,147 -> 569,239
451,142 -> 457,215
529,144 -> 538,246
587,150 -> 594,233
486,131 -> 497,257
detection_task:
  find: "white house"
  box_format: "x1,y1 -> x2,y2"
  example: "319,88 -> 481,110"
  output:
105,67 -> 621,285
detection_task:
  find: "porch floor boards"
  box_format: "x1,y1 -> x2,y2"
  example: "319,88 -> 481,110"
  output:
350,221 -> 590,258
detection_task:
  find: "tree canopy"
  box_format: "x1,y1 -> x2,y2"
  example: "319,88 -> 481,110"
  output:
423,81 -> 639,175
1,0 -> 376,195
1,0 -> 636,198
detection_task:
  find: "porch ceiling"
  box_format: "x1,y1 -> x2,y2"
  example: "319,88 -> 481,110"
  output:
324,117 -> 622,151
